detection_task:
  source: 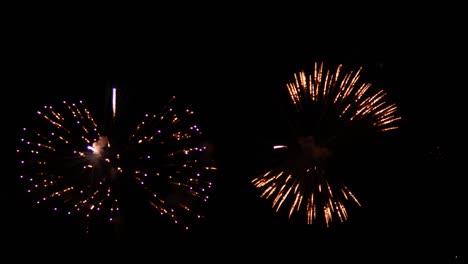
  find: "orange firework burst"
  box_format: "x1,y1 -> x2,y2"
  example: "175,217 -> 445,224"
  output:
251,61 -> 401,227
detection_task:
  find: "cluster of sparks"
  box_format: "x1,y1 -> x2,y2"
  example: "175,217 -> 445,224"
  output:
17,95 -> 216,233
252,62 -> 401,227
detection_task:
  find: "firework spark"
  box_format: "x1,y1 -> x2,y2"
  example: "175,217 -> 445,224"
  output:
252,62 -> 401,227
17,95 -> 216,234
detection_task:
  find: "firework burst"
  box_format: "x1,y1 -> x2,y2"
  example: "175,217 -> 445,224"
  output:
251,61 -> 401,227
17,93 -> 216,234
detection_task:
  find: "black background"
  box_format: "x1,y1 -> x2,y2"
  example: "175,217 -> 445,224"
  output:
3,6 -> 465,262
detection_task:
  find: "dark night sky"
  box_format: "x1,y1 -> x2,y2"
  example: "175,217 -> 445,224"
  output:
3,8 -> 465,262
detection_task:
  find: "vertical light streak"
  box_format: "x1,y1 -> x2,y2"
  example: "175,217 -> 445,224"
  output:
112,87 -> 117,120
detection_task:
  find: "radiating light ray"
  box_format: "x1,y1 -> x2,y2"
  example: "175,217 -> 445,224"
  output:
17,95 -> 216,234
252,61 -> 400,227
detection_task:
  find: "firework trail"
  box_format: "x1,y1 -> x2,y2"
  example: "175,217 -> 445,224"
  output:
251,62 -> 401,227
16,89 -> 216,234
